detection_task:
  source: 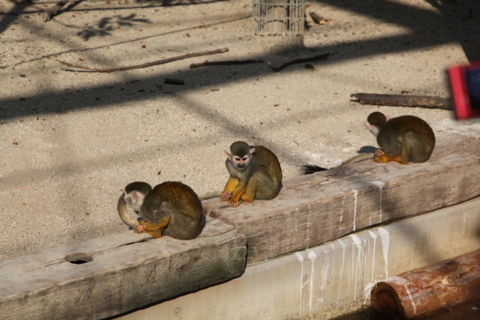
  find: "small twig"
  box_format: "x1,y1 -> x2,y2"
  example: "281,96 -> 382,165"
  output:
309,12 -> 328,25
56,48 -> 229,73
189,59 -> 264,68
350,93 -> 452,110
272,53 -> 330,72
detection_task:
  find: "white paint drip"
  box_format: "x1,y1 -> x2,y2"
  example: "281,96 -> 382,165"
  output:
370,181 -> 385,222
368,231 -> 377,282
389,274 -> 416,312
389,274 -> 416,313
352,190 -> 358,231
296,252 -> 304,316
349,234 -> 363,299
320,252 -> 329,304
463,212 -> 467,235
378,228 -> 390,279
336,240 -> 347,305
306,249 -> 317,313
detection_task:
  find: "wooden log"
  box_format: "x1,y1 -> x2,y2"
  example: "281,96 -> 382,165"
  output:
203,138 -> 480,263
0,217 -> 246,320
371,248 -> 480,319
350,93 -> 452,110
309,12 -> 327,25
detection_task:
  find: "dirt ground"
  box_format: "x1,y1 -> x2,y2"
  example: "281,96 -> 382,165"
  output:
0,0 -> 479,262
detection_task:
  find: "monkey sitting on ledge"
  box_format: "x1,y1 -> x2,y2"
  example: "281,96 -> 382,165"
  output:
221,141 -> 283,207
365,112 -> 436,164
118,181 -> 204,240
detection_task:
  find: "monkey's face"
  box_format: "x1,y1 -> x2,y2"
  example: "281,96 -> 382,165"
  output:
232,154 -> 251,171
124,192 -> 144,214
365,121 -> 380,136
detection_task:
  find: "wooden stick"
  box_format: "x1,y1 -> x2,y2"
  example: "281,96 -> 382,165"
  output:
309,12 -> 326,24
190,59 -> 264,68
272,53 -> 330,72
56,48 -> 229,73
350,93 -> 452,110
371,248 -> 480,319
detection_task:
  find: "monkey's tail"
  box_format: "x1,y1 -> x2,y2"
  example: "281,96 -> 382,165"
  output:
117,194 -> 140,229
302,164 -> 329,175
198,190 -> 222,201
302,153 -> 375,175
340,153 -> 374,165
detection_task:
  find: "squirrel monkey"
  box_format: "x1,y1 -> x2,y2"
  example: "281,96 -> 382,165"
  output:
221,141 -> 283,207
118,181 -> 204,240
365,112 -> 436,164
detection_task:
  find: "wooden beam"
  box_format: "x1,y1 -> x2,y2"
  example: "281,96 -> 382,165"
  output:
203,138 -> 480,263
0,218 -> 246,320
371,248 -> 480,319
1,138 -> 479,319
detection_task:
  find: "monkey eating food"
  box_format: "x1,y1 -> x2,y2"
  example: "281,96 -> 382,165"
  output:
221,141 -> 283,207
365,112 -> 435,164
118,181 -> 204,239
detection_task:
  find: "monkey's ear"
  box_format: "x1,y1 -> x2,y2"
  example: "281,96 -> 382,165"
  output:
249,147 -> 256,155
225,150 -> 232,159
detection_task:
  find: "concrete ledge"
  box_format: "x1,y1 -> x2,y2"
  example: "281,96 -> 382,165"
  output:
117,196 -> 480,320
203,138 -> 480,263
0,218 -> 246,320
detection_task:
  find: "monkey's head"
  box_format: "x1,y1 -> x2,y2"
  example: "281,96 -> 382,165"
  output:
124,181 -> 152,213
226,141 -> 256,171
365,112 -> 388,136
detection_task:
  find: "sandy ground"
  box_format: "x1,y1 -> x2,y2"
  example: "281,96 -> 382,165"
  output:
0,0 -> 479,262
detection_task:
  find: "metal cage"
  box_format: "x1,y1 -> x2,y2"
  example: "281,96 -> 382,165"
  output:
253,0 -> 305,40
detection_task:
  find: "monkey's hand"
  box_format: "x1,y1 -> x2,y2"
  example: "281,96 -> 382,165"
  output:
134,225 -> 145,233
220,191 -> 232,201
134,219 -> 147,233
374,149 -> 385,158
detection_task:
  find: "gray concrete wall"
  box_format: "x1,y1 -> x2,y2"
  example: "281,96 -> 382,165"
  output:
117,196 -> 480,320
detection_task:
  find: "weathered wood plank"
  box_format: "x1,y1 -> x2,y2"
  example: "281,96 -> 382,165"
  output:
0,217 -> 246,320
203,138 -> 480,263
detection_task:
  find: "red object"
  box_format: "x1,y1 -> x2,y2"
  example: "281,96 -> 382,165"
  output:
447,60 -> 480,120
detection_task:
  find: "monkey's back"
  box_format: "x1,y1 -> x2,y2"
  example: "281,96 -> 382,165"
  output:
141,181 -> 204,239
251,146 -> 283,200
253,146 -> 283,182
378,115 -> 436,161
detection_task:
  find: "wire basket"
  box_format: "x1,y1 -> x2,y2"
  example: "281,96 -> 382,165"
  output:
253,0 -> 305,41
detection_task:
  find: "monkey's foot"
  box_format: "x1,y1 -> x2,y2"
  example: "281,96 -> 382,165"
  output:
220,191 -> 232,201
134,225 -> 145,233
374,153 -> 402,163
228,200 -> 242,208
